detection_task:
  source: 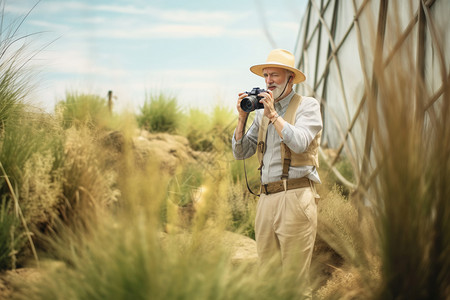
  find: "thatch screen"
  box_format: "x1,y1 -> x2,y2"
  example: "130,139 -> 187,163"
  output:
294,0 -> 449,190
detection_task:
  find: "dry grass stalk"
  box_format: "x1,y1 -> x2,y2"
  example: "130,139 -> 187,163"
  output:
0,161 -> 39,268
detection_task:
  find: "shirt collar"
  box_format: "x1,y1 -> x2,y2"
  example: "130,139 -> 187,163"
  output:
275,90 -> 295,112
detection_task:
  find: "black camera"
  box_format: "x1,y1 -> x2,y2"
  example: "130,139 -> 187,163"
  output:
240,87 -> 267,112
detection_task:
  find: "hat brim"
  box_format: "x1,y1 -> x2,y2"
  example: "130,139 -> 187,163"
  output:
250,62 -> 306,84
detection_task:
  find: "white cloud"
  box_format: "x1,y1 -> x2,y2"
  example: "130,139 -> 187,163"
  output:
157,9 -> 242,24
33,46 -> 128,78
28,20 -> 70,31
26,1 -> 242,24
11,1 -> 251,40
275,21 -> 301,31
70,24 -> 228,39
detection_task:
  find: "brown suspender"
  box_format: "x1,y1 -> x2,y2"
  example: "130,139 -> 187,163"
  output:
257,94 -> 303,180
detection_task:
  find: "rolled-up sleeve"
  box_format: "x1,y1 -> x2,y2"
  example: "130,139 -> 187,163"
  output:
232,112 -> 261,160
281,97 -> 322,154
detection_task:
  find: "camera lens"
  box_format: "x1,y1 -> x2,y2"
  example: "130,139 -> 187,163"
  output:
240,96 -> 257,112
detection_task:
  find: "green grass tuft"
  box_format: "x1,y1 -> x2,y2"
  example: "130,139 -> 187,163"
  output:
56,92 -> 112,130
137,92 -> 181,133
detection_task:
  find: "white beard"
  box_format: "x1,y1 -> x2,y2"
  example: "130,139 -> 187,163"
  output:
269,79 -> 289,100
271,86 -> 283,100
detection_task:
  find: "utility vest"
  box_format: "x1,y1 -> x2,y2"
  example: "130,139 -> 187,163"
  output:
256,94 -> 321,180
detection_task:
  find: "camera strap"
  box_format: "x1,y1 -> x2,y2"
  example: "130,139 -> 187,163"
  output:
239,114 -> 260,197
273,76 -> 291,101
243,155 -> 260,197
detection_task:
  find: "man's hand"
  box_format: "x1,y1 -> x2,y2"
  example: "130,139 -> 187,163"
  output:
258,90 -> 284,138
235,93 -> 250,141
258,90 -> 278,120
237,92 -> 250,119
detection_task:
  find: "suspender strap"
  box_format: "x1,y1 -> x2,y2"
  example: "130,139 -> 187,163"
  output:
256,94 -> 303,180
281,143 -> 291,180
257,115 -> 270,173
280,94 -> 302,180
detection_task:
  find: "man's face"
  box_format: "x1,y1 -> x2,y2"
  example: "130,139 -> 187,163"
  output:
262,67 -> 291,100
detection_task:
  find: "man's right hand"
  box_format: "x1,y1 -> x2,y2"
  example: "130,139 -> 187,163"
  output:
237,92 -> 250,119
235,93 -> 249,141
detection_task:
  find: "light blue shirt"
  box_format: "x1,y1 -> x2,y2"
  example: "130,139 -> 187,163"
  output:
232,90 -> 323,185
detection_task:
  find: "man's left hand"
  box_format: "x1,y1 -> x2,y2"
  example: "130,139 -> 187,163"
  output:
258,90 -> 278,120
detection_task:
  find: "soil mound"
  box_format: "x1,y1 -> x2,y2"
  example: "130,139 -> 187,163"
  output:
133,130 -> 201,174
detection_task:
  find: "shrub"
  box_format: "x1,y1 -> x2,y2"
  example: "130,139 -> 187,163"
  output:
59,127 -> 120,226
180,105 -> 236,152
226,181 -> 257,239
0,112 -> 66,269
56,92 -> 111,129
183,108 -> 213,151
0,112 -> 64,203
137,93 -> 181,133
210,106 -> 236,151
167,164 -> 203,208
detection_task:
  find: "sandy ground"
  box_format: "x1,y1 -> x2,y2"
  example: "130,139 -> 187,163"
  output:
0,268 -> 42,300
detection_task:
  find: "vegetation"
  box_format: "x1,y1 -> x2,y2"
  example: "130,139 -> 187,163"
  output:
56,92 -> 112,129
137,92 -> 181,133
0,200 -> 25,271
180,108 -> 212,151
366,42 -> 450,300
0,6 -> 449,300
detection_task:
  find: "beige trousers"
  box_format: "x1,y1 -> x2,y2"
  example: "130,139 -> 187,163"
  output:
255,185 -> 318,298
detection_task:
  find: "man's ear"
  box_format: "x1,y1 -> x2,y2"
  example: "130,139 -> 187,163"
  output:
288,75 -> 294,83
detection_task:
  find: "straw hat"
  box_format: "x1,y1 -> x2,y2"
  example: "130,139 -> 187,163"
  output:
250,49 -> 306,84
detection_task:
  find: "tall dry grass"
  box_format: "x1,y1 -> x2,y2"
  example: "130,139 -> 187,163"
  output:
367,38 -> 450,300
315,5 -> 450,299
0,200 -> 25,270
314,186 -> 380,300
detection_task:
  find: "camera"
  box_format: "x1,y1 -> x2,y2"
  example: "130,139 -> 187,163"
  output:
240,87 -> 266,112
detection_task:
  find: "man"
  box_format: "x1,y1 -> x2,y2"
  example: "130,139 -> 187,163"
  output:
232,49 -> 322,298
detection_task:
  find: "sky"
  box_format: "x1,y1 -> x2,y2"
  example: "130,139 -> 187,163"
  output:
2,0 -> 308,113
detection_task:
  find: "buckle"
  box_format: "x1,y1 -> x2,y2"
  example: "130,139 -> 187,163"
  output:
258,141 -> 265,154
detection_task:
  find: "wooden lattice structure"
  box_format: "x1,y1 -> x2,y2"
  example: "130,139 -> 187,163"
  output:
294,0 -> 449,190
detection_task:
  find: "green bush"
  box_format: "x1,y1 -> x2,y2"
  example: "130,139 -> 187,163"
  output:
210,106 -> 236,151
137,93 -> 181,133
181,105 -> 236,152
56,92 -> 111,129
183,108 -> 213,151
0,113 -> 64,202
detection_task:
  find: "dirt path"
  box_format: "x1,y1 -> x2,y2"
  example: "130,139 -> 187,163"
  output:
0,268 -> 43,300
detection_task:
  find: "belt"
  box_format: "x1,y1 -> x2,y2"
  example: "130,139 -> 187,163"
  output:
260,177 -> 311,195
